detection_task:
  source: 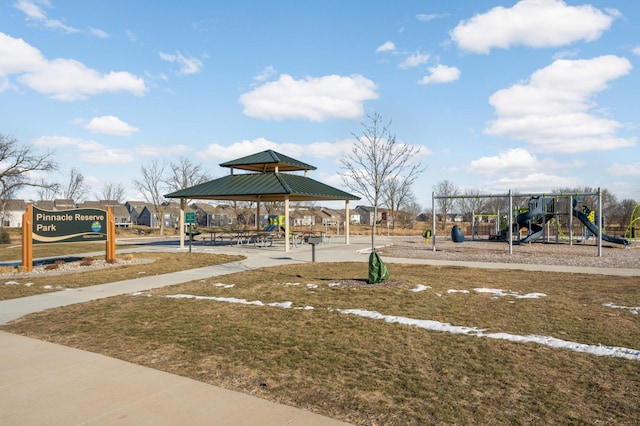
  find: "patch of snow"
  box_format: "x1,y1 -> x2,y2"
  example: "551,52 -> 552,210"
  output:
306,283 -> 318,289
212,283 -> 235,288
338,308 -> 640,361
24,282 -> 33,287
410,285 -> 431,292
4,281 -> 19,285
43,285 -> 53,289
603,302 -> 640,315
328,282 -> 341,287
447,289 -> 470,294
166,294 -> 265,306
516,293 -> 546,299
268,301 -> 293,308
474,288 -> 546,299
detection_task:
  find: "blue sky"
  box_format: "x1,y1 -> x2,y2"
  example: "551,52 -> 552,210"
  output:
1,0 -> 639,210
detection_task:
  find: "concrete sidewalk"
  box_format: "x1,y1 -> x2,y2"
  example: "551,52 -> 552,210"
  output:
0,240 -> 363,426
0,331 -> 349,426
1,235 -> 638,425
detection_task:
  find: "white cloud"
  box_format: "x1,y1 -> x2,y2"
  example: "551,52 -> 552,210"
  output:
481,172 -> 580,194
32,135 -> 83,147
32,135 -> 134,164
238,74 -> 378,122
608,162 -> 640,177
376,41 -> 396,53
89,27 -> 109,38
419,64 -> 460,85
136,144 -> 189,157
77,140 -> 134,164
254,65 -> 276,82
84,115 -> 138,136
305,139 -> 355,160
485,55 -> 635,153
467,148 -> 582,177
468,148 -> 540,177
399,51 -> 430,69
451,0 -> 617,54
633,46 -> 640,56
0,32 -> 146,100
159,51 -> 204,75
416,13 -> 446,22
14,0 -> 79,34
198,138 -> 304,161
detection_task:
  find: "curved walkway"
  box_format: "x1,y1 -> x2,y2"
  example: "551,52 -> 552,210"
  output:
1,236 -> 638,425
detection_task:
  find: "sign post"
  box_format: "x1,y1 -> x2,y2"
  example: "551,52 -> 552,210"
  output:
185,211 -> 195,253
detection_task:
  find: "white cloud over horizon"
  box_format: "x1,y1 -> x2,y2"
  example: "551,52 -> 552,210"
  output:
159,51 -> 205,75
84,115 -> 139,136
238,74 -> 378,121
0,33 -> 146,100
419,64 -> 460,85
399,51 -> 430,69
14,0 -> 79,34
451,0 -> 617,54
485,55 -> 635,154
376,41 -> 396,53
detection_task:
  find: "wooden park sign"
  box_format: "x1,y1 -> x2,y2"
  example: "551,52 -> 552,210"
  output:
22,205 -> 116,272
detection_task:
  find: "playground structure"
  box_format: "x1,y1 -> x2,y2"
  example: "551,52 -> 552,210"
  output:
431,188 -> 629,257
507,195 -> 628,246
624,201 -> 640,240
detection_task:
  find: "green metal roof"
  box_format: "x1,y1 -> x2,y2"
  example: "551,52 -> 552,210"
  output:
219,149 -> 316,173
165,172 -> 359,202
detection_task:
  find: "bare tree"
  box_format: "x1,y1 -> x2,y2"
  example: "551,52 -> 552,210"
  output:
164,157 -> 211,222
458,189 -> 488,222
398,195 -> 421,228
340,113 -> 424,250
134,160 -> 168,235
36,180 -> 61,201
0,134 -> 57,201
98,182 -> 126,203
432,180 -> 459,228
60,168 -> 89,202
382,174 -> 422,229
610,198 -> 636,227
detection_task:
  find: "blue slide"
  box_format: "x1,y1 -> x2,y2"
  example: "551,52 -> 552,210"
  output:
517,210 -> 553,243
572,208 -> 629,246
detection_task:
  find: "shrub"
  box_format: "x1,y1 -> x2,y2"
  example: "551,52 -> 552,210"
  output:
80,257 -> 95,266
0,229 -> 11,244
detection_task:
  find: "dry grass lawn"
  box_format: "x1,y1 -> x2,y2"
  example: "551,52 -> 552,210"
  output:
3,262 -> 639,425
0,252 -> 244,300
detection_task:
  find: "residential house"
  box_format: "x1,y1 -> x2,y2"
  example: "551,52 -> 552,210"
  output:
354,205 -> 388,225
0,199 -> 29,228
290,207 -> 315,227
77,200 -> 132,227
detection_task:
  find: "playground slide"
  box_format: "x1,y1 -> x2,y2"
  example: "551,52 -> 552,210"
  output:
572,209 -> 629,246
516,211 -> 553,243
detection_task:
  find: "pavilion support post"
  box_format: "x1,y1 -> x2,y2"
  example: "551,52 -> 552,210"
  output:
256,198 -> 261,231
284,195 -> 290,252
345,200 -> 350,245
179,200 -> 185,249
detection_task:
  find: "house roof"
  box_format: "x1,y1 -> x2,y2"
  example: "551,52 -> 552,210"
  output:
219,150 -> 316,173
165,172 -> 359,202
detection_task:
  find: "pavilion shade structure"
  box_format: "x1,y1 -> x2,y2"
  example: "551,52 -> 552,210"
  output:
165,149 -> 358,252
165,172 -> 359,202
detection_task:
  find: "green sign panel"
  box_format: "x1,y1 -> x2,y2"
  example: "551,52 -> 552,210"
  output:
185,212 -> 196,224
32,207 -> 108,244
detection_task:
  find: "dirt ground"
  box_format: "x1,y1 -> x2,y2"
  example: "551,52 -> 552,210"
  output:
377,236 -> 639,270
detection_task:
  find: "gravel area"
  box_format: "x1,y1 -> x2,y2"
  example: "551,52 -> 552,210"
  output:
376,236 -> 640,270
